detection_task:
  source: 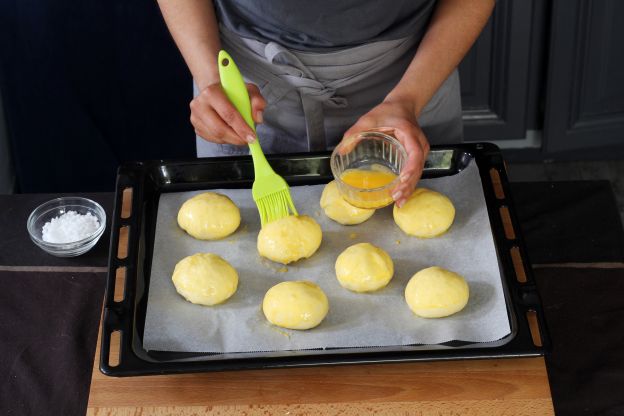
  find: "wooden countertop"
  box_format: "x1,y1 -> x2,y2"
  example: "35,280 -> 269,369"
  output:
87,185 -> 554,415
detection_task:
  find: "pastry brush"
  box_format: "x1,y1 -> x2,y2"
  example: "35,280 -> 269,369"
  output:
217,50 -> 298,226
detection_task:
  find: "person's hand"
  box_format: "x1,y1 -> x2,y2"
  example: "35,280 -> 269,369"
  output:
190,82 -> 266,145
340,98 -> 430,207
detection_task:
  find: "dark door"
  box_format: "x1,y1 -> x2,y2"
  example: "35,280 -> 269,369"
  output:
459,0 -> 541,142
544,0 -> 624,153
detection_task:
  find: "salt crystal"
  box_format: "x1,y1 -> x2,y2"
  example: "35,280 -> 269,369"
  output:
41,211 -> 100,243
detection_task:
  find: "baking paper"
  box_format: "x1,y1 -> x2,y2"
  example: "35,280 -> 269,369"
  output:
143,159 -> 511,353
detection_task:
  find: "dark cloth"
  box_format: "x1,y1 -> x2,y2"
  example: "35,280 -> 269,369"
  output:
214,0 -> 436,50
512,180 -> 624,415
0,193 -> 114,267
534,267 -> 624,416
510,181 -> 624,264
0,270 -> 106,416
0,192 -> 112,415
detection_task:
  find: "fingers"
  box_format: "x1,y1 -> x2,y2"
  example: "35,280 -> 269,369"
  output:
207,85 -> 257,144
246,83 -> 266,124
190,99 -> 246,146
190,82 -> 268,146
338,117 -> 378,154
392,124 -> 430,207
342,120 -> 372,142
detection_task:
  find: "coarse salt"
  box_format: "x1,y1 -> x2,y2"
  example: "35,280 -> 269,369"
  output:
41,210 -> 100,243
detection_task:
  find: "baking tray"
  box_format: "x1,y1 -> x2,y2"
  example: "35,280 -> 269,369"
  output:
100,143 -> 549,376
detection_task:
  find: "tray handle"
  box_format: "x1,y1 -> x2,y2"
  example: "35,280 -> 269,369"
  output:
488,160 -> 551,352
101,163 -> 145,374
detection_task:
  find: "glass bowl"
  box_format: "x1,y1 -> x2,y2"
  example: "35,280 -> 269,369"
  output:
26,197 -> 107,257
330,131 -> 407,209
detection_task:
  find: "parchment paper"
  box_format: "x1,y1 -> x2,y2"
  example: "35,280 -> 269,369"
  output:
144,159 -> 511,353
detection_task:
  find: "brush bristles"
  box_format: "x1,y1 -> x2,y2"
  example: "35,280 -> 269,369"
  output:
256,190 -> 298,227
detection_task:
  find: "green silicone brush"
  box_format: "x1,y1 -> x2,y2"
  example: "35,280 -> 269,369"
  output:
217,50 -> 297,226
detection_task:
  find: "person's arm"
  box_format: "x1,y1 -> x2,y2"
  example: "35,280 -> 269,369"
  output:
343,0 -> 495,207
157,0 -> 265,146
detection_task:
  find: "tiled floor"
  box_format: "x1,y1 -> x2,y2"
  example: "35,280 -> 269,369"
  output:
507,160 -> 624,224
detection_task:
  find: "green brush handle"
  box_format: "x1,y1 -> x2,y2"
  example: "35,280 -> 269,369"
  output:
217,50 -> 270,177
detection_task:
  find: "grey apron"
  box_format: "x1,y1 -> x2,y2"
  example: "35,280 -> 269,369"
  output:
196,25 -> 462,157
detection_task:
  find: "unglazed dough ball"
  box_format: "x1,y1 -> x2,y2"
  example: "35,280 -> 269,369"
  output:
335,243 -> 394,292
257,215 -> 322,264
172,253 -> 238,306
393,188 -> 455,238
404,266 -> 469,318
177,192 -> 240,240
320,181 -> 375,225
262,281 -> 329,330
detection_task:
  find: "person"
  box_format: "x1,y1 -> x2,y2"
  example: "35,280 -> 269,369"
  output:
157,0 -> 495,206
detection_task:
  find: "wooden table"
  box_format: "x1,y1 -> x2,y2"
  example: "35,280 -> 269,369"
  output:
86,190 -> 554,416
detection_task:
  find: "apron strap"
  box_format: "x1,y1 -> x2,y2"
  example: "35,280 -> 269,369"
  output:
219,25 -> 419,152
301,95 -> 327,151
264,42 -> 348,150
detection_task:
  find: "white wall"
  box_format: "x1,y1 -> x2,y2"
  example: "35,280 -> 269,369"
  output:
0,88 -> 14,194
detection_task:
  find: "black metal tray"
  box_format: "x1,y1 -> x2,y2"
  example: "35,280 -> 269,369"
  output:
100,143 -> 549,376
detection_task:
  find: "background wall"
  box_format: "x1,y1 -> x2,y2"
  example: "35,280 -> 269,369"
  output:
1,0 -> 623,193
0,1 -> 195,193
0,88 -> 14,194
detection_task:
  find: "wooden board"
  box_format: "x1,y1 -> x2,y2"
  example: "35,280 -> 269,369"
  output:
87,182 -> 554,415
87,323 -> 553,415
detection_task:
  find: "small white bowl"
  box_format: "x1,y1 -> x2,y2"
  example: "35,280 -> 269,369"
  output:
27,197 -> 107,257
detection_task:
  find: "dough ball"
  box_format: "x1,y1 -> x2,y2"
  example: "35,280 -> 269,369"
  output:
172,253 -> 238,306
404,266 -> 469,318
262,281 -> 329,330
257,215 -> 322,264
320,180 -> 375,225
177,192 -> 240,240
335,243 -> 394,292
393,188 -> 455,238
